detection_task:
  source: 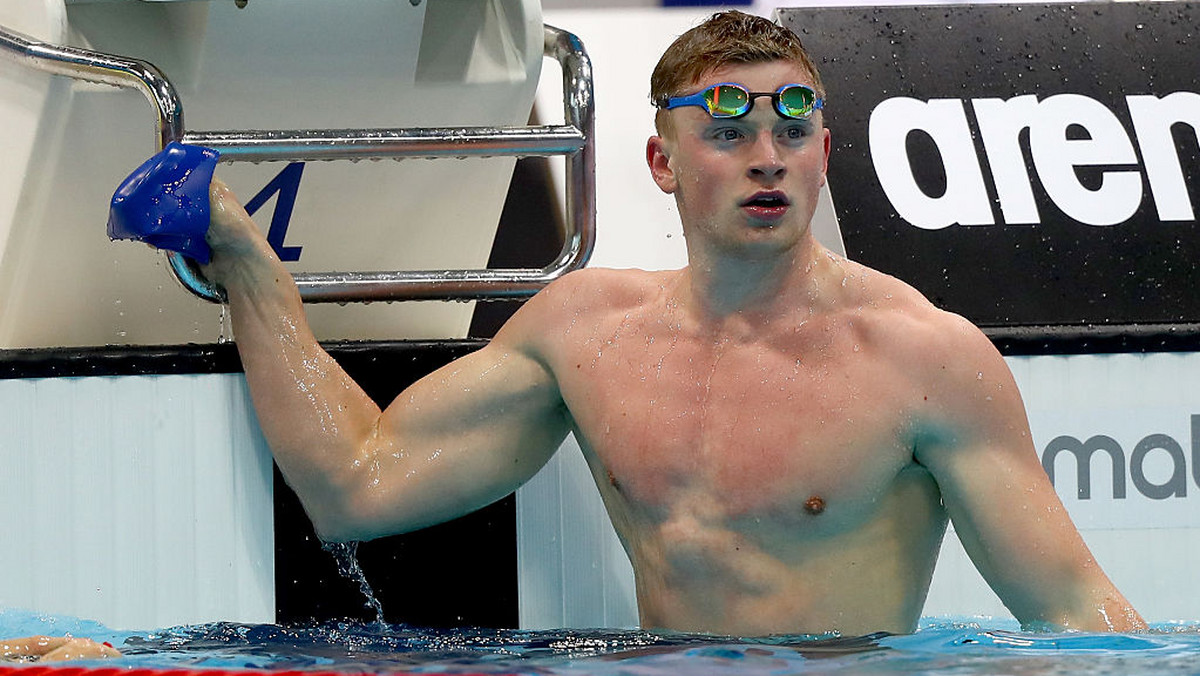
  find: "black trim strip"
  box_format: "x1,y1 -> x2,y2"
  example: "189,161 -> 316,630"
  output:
983,324 -> 1200,356
0,339 -> 489,379
1,325 -> 1199,381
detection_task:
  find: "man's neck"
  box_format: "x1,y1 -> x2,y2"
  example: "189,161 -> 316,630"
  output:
679,235 -> 836,329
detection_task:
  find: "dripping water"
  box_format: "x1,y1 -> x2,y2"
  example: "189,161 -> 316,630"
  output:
217,304 -> 231,344
321,540 -> 386,626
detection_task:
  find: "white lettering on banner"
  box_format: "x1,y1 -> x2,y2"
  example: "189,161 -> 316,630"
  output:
868,98 -> 993,230
869,92 -> 1200,229
1128,92 -> 1200,221
1026,94 -> 1141,226
973,95 -> 1041,225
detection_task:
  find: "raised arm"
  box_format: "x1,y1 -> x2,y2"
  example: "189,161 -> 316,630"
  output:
204,179 -> 572,541
913,314 -> 1145,632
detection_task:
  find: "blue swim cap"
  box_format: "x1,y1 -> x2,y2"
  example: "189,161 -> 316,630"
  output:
108,141 -> 220,264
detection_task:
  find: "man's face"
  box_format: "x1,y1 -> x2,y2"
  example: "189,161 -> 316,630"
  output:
647,61 -> 831,260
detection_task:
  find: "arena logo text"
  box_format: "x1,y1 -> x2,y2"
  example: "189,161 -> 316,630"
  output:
869,92 -> 1200,230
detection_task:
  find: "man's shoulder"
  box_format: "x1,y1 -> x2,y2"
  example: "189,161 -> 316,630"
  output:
538,267 -> 676,312
849,262 -> 998,370
559,266 -> 674,290
496,267 -> 675,342
842,260 -> 950,326
849,265 -> 1020,441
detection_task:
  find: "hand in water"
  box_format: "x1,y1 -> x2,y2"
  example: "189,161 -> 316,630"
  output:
1,636 -> 121,662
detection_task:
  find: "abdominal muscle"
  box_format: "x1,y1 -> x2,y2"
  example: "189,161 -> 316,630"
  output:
605,463 -> 948,637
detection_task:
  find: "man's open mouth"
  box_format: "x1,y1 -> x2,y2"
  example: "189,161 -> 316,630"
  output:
741,191 -> 790,207
740,192 -> 791,219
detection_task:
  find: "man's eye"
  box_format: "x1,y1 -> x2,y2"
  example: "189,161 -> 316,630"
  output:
782,126 -> 807,140
715,128 -> 743,141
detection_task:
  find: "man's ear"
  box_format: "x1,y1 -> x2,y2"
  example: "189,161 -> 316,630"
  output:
646,135 -> 677,194
819,127 -> 831,187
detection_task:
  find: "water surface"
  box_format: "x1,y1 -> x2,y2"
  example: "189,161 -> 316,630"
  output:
6,609 -> 1200,675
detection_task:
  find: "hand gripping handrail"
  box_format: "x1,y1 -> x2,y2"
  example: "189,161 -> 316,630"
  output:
0,23 -> 595,304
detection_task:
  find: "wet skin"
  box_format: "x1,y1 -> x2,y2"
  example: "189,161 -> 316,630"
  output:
0,636 -> 120,662
545,265 -> 952,635
201,61 -> 1144,636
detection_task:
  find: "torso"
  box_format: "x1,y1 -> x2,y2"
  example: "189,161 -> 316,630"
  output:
538,259 -> 958,636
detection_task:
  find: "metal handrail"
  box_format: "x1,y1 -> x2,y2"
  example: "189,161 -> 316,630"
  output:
0,22 -> 595,304
0,24 -> 183,150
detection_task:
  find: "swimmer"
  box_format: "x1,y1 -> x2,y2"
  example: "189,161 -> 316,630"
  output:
194,11 -> 1142,636
0,636 -> 120,662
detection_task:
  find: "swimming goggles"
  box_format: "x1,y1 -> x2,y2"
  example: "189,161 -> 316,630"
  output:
655,83 -> 823,120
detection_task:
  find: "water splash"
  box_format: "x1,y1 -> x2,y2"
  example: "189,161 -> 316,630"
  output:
320,541 -> 386,626
217,304 -> 231,344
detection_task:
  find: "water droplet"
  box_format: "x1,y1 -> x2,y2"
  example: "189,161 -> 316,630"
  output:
321,541 -> 386,625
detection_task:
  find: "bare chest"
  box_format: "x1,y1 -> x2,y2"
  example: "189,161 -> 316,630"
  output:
558,325 -> 921,522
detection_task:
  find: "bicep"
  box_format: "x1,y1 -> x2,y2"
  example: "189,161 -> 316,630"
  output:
354,342 -> 570,536
385,344 -> 570,476
321,273 -> 595,541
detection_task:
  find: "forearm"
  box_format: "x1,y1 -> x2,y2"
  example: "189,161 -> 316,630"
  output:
226,254 -> 383,515
1016,560 -> 1145,632
1075,585 -> 1145,632
201,181 -> 571,539
942,460 -> 1146,633
946,484 -> 1145,632
206,183 -> 385,536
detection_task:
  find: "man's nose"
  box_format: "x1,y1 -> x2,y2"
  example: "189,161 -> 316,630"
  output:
747,132 -> 786,180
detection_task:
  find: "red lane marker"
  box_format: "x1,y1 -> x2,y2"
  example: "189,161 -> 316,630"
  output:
0,667 -> 513,676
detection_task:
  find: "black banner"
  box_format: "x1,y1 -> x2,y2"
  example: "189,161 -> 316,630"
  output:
780,4 -> 1200,328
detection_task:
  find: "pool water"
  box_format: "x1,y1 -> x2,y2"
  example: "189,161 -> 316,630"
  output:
5,609 -> 1200,675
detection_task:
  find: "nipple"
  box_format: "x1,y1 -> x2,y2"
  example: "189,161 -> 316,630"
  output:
804,495 -> 826,515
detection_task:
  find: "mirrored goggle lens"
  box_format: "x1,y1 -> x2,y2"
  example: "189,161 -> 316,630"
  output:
777,85 -> 816,118
703,85 -> 750,117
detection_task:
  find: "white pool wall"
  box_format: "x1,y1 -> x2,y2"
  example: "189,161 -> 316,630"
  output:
0,374 -> 275,631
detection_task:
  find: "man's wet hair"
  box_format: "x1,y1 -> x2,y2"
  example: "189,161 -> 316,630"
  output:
650,10 -> 824,135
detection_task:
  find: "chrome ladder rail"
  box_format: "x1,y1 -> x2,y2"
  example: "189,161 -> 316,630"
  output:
0,23 -> 595,304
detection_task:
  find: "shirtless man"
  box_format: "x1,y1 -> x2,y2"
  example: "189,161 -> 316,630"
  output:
198,11 -> 1142,636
